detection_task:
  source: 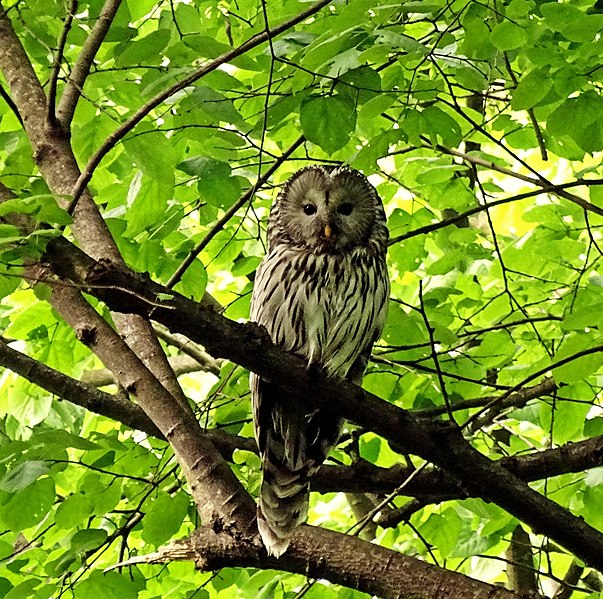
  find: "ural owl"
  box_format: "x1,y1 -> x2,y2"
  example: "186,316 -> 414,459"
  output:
250,165 -> 389,556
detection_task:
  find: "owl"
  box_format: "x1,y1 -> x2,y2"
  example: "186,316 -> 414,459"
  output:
250,165 -> 390,556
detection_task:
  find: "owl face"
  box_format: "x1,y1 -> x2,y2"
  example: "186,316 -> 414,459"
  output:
273,165 -> 383,252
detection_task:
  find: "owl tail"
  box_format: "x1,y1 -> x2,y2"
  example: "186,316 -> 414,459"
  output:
257,458 -> 310,557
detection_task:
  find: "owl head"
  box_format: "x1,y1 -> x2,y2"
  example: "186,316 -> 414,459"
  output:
268,165 -> 388,253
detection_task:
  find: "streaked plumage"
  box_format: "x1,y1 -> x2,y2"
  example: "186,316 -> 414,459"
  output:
250,165 -> 389,556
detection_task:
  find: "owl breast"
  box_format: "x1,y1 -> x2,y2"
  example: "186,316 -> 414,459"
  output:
251,243 -> 389,378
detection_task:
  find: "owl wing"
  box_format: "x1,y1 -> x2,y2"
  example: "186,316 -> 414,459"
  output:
250,244 -> 389,556
250,247 -> 341,556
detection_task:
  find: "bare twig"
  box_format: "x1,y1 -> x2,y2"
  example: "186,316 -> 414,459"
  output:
48,0 -> 78,124
56,0 -> 123,128
82,353 -> 216,386
418,281 -> 453,419
503,53 -> 547,161
464,345 -> 603,431
0,81 -> 22,125
166,135 -> 304,288
152,324 -> 222,375
416,377 -> 557,418
388,178 -> 603,246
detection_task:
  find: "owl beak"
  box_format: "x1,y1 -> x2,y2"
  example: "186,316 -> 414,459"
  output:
324,223 -> 333,240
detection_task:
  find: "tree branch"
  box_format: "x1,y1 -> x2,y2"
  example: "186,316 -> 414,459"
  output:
152,324 -> 222,375
67,0 -> 332,214
314,434 -> 603,497
42,236 -> 603,572
56,0 -> 123,128
108,525 -> 530,599
0,336 -> 163,438
0,3 -> 193,413
48,0 -> 79,125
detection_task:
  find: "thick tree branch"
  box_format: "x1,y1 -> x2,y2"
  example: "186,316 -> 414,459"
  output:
109,525 -> 531,599
42,236 -> 603,572
0,3 -> 191,412
34,264 -> 256,531
313,434 -> 603,497
327,435 -> 603,530
56,0 -> 123,128
0,336 -> 163,438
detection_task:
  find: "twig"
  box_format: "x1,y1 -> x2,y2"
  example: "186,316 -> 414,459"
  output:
48,0 -> 78,124
166,135 -> 304,288
415,377 -> 557,418
0,81 -> 23,125
503,53 -> 547,161
56,0 -> 123,128
152,324 -> 223,375
388,178 -> 603,246
67,0 -> 332,214
464,344 -> 603,431
418,281 -> 453,420
82,353 -> 216,386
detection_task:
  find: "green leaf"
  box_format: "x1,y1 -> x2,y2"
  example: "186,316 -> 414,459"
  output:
74,571 -> 144,599
124,174 -> 172,237
192,86 -> 245,126
142,492 -> 190,546
0,478 -> 55,529
512,68 -> 553,110
299,96 -> 356,154
553,331 -> 603,384
359,434 -> 381,463
540,3 -> 584,32
506,0 -> 535,19
178,156 -> 230,179
32,430 -> 99,451
70,529 -> 108,555
6,389 -> 52,427
123,126 -> 176,185
115,29 -> 171,67
177,156 -> 241,209
125,0 -> 155,20
0,195 -> 71,226
337,66 -> 382,103
490,21 -> 528,51
422,106 -> 463,147
0,461 -> 49,492
547,92 -> 603,154
55,494 -> 93,529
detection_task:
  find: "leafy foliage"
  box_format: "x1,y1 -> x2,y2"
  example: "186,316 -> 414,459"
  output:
1,0 -> 603,597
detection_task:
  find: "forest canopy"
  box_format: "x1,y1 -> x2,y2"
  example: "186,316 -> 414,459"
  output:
0,0 -> 603,598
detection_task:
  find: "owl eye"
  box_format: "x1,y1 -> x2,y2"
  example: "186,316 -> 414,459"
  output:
302,204 -> 317,215
337,202 -> 353,216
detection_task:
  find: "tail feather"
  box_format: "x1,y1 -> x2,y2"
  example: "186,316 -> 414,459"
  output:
252,378 -> 342,556
258,474 -> 309,557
